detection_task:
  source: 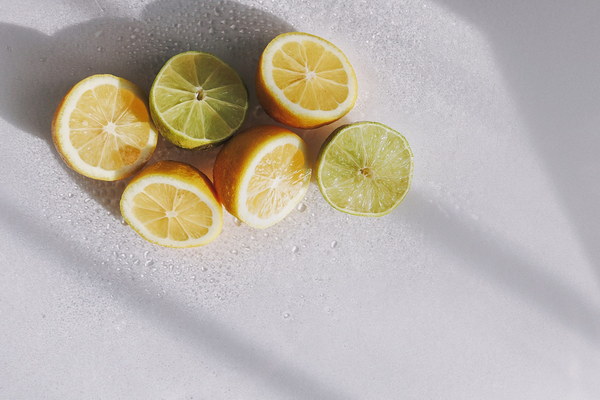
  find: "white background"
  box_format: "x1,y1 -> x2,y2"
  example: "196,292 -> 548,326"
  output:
1,0 -> 600,398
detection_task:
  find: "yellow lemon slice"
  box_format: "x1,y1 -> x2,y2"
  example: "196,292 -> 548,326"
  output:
256,32 -> 358,129
120,161 -> 223,247
52,74 -> 158,181
213,125 -> 311,228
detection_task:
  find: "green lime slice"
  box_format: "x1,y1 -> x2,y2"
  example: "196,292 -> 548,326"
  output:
316,121 -> 413,216
149,51 -> 248,149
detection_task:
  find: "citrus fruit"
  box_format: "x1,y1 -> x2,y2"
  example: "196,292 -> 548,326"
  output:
52,74 -> 158,181
256,32 -> 358,129
316,121 -> 413,216
213,125 -> 311,229
120,160 -> 223,247
149,51 -> 248,149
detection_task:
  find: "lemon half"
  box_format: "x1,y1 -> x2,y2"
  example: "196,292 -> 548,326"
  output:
213,125 -> 311,228
52,74 -> 158,181
120,160 -> 223,247
256,32 -> 358,129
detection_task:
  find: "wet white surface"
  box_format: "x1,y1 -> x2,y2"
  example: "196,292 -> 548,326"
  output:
1,0 -> 600,398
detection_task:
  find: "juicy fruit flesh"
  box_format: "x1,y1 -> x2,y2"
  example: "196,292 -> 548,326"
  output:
131,183 -> 213,241
247,143 -> 310,218
152,53 -> 246,141
320,124 -> 412,214
272,40 -> 349,111
69,84 -> 151,169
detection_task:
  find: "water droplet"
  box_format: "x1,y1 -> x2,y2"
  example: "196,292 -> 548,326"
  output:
330,240 -> 338,248
39,56 -> 47,62
67,193 -> 74,198
97,46 -> 104,52
252,105 -> 263,118
130,34 -> 137,39
6,46 -> 12,52
291,246 -> 299,254
231,249 -> 238,255
282,312 -> 290,319
296,202 -> 307,212
145,260 -> 154,267
201,266 -> 208,272
233,217 -> 242,226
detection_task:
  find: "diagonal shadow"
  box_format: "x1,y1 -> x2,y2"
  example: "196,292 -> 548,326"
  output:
0,0 -> 292,216
0,1 -> 357,397
399,191 -> 600,345
0,194 -> 355,400
428,0 -> 600,285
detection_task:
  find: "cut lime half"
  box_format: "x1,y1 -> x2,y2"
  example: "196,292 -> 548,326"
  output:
316,121 -> 413,216
149,51 -> 248,149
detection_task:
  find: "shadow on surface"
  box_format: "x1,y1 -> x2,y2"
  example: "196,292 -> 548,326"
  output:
429,0 -> 600,281
0,194 -> 354,400
0,0 -> 294,215
0,3 -> 357,398
400,191 -> 600,345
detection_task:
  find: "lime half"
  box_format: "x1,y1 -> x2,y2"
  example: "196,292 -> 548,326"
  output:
149,51 -> 248,149
316,121 -> 413,216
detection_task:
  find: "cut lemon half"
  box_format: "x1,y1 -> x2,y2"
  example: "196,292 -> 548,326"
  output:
256,32 -> 358,129
120,161 -> 223,247
213,125 -> 311,229
52,74 -> 158,181
316,122 -> 413,216
150,51 -> 248,149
